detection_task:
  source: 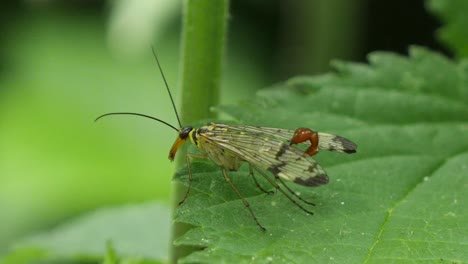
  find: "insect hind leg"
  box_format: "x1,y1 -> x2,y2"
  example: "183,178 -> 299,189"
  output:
221,168 -> 266,232
249,165 -> 274,195
250,164 -> 315,215
275,176 -> 315,206
179,153 -> 208,206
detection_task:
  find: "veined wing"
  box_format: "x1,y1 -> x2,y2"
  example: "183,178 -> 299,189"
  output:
227,124 -> 357,154
198,124 -> 329,187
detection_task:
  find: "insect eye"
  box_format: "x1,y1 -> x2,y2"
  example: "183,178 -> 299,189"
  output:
179,126 -> 193,139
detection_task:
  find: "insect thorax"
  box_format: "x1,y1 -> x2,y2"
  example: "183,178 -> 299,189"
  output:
192,124 -> 243,171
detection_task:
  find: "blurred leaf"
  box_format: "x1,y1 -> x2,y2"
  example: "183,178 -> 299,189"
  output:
0,11 -> 179,248
290,46 -> 468,102
0,248 -> 48,264
102,241 -> 118,264
173,47 -> 468,263
2,203 -> 170,264
427,0 -> 468,57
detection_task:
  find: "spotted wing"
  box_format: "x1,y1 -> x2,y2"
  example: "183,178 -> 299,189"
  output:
235,125 -> 357,154
199,124 -> 329,187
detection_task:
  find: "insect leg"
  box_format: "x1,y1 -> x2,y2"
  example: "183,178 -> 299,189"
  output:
221,168 -> 266,232
274,176 -> 316,206
250,164 -> 315,215
290,128 -> 319,156
249,165 -> 274,195
179,153 -> 208,206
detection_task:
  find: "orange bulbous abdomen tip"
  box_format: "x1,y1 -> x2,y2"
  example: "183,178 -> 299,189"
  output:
290,127 -> 319,156
290,128 -> 313,144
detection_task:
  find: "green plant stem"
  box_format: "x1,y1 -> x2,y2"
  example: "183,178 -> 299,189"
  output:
170,0 -> 229,263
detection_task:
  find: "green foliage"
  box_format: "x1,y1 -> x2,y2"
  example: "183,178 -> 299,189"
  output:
428,0 -> 468,57
3,47 -> 467,264
171,47 -> 468,263
1,203 -> 170,264
3,46 -> 467,263
4,0 -> 468,258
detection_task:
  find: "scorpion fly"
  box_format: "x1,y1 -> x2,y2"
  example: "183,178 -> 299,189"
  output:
96,48 -> 357,231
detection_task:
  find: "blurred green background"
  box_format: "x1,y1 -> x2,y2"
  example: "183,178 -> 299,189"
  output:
0,0 -> 448,252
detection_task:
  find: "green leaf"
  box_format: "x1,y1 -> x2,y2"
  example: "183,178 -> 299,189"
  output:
2,203 -> 170,264
173,47 -> 468,263
290,47 -> 468,102
427,0 -> 468,57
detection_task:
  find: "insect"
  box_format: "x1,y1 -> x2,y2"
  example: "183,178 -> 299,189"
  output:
96,48 -> 357,231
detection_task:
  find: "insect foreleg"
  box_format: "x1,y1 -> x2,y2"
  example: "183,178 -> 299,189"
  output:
221,168 -> 266,232
250,164 -> 315,215
179,153 -> 208,206
249,165 -> 274,195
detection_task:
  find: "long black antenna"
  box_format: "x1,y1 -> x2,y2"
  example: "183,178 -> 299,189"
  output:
151,47 -> 182,128
95,112 -> 179,132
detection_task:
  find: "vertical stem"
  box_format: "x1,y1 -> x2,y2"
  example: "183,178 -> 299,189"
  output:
170,0 -> 229,263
